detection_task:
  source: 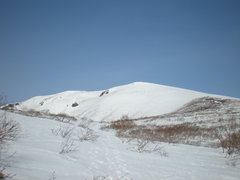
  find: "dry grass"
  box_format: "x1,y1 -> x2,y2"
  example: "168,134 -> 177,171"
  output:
108,119 -> 136,130
15,109 -> 77,122
104,97 -> 240,149
106,116 -> 240,148
50,113 -> 77,122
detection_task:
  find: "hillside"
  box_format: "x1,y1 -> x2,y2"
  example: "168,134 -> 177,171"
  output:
1,110 -> 240,180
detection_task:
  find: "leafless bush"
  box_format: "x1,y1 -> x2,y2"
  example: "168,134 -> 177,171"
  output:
0,111 -> 19,179
78,117 -> 93,128
51,124 -> 78,154
79,128 -> 99,142
134,139 -> 148,153
51,125 -> 74,138
216,121 -> 240,159
134,139 -> 168,156
59,125 -> 74,138
59,136 -> 77,154
152,144 -> 168,157
0,112 -> 20,148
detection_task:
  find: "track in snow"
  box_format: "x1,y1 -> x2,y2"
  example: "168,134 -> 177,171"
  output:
87,124 -> 130,180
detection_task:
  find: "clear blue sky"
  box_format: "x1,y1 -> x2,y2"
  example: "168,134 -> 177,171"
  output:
1,0 -> 240,102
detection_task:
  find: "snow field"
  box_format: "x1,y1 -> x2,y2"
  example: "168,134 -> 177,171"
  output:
2,111 -> 240,180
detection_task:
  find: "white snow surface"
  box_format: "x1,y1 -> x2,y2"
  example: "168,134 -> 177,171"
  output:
2,111 -> 240,180
15,82 -> 225,122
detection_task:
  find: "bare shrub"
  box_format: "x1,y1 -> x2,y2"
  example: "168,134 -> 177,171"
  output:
0,117 -> 19,144
134,139 -> 168,156
51,124 -> 78,154
78,117 -> 93,128
152,144 -> 168,157
79,128 -> 99,142
51,125 -> 74,138
216,121 -> 240,159
0,111 -> 19,179
135,139 -> 149,153
59,136 -> 77,154
59,125 -> 74,138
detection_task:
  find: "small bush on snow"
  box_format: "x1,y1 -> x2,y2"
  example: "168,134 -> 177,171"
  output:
0,111 -> 20,178
51,125 -> 74,138
216,121 -> 240,159
78,128 -> 99,142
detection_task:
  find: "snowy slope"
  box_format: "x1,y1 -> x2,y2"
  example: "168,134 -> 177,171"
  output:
2,110 -> 240,180
12,82 -> 226,122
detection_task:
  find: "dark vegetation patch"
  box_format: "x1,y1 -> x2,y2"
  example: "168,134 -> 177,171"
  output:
131,96 -> 240,122
175,96 -> 231,113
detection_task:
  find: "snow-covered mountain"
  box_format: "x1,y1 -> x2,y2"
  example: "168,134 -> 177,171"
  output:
1,83 -> 240,180
7,82 -> 230,122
